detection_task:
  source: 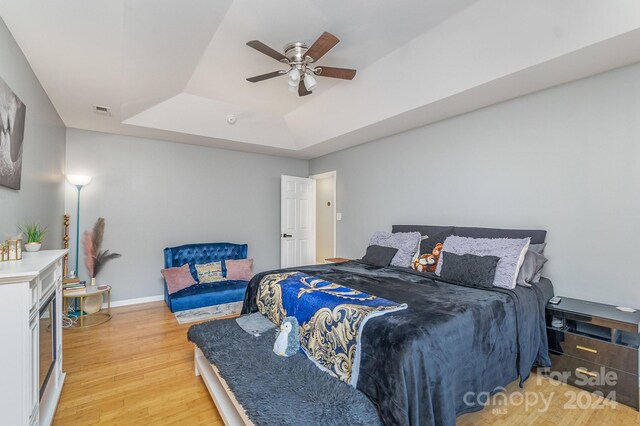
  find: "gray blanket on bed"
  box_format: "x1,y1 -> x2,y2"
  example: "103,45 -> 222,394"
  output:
188,318 -> 381,426
242,261 -> 552,426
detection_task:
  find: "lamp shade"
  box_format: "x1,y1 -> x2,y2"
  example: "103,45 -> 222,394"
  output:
288,67 -> 301,82
67,174 -> 92,187
304,73 -> 318,91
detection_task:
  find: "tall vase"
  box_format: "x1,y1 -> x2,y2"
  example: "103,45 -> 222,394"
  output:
90,277 -> 96,286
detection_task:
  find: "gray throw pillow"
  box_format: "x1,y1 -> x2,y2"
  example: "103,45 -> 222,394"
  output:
435,236 -> 530,289
439,251 -> 500,288
516,243 -> 548,287
361,245 -> 399,267
419,228 -> 455,255
369,231 -> 421,268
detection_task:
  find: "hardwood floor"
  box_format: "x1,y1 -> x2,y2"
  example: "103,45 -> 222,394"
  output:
55,301 -> 640,425
54,301 -> 222,425
457,374 -> 640,426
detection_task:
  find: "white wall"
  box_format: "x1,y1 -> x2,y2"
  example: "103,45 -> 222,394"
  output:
0,18 -> 66,248
310,62 -> 640,309
65,129 -> 308,302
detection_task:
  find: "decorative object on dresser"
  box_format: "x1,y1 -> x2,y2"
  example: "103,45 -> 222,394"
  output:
19,222 -> 47,252
0,250 -> 67,426
0,76 -> 26,190
545,296 -> 640,410
5,238 -> 23,260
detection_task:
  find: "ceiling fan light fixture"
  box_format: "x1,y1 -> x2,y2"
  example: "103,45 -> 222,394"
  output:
303,73 -> 318,91
246,32 -> 355,97
288,76 -> 299,88
288,67 -> 301,82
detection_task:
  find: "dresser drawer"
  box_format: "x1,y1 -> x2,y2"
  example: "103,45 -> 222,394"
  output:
39,264 -> 57,300
29,278 -> 39,313
549,352 -> 639,410
548,329 -> 638,375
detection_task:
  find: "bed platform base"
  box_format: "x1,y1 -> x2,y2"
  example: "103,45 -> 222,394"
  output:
194,347 -> 253,426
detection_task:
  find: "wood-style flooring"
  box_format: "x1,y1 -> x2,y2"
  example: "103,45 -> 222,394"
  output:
54,301 -> 640,425
54,302 -> 222,425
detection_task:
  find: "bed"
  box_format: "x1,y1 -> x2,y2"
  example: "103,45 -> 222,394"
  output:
190,225 -> 553,425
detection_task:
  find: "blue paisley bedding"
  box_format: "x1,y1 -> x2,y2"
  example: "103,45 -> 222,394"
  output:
243,260 -> 551,426
256,271 -> 406,384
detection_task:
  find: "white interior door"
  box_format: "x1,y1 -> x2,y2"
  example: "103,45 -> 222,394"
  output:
281,175 -> 316,268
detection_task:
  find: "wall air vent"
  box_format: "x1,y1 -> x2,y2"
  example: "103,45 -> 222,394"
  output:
93,104 -> 111,116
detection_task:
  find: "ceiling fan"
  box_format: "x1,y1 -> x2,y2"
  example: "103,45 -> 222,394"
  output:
246,32 -> 357,96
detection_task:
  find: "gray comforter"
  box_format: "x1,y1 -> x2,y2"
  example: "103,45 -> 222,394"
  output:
242,261 -> 552,425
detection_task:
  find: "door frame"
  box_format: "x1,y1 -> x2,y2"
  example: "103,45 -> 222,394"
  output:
310,171 -> 337,260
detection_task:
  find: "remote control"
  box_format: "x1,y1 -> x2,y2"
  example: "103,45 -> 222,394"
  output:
549,296 -> 562,305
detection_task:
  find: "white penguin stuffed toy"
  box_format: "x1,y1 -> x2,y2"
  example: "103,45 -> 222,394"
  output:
273,316 -> 300,357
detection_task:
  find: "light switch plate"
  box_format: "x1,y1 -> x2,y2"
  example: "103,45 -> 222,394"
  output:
336,213 -> 342,221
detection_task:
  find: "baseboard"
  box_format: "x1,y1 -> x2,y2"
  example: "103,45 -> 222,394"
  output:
102,294 -> 164,309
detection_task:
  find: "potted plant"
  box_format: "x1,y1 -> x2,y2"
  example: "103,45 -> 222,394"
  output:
19,223 -> 47,252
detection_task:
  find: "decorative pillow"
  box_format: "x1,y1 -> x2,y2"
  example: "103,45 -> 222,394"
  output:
361,245 -> 398,267
435,236 -> 530,289
195,261 -> 225,283
412,242 -> 443,273
516,243 -> 548,287
369,231 -> 421,268
439,251 -> 501,288
225,259 -> 254,281
161,264 -> 197,294
419,228 -> 455,255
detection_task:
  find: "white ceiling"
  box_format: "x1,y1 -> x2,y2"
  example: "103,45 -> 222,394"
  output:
1,0 -> 640,159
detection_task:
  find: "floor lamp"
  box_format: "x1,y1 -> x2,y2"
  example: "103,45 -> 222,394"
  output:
66,174 -> 92,277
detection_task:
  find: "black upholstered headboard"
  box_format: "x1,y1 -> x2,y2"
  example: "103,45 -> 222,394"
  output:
392,225 -> 547,245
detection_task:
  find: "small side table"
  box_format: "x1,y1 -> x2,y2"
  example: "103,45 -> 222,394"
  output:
63,285 -> 112,328
325,257 -> 351,263
545,296 -> 640,410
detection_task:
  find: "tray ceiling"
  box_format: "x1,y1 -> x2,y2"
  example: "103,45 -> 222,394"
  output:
1,0 -> 640,159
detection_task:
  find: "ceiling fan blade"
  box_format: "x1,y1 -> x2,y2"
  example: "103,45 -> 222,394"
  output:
246,40 -> 287,62
305,32 -> 339,63
246,70 -> 286,83
316,66 -> 356,80
298,80 -> 312,96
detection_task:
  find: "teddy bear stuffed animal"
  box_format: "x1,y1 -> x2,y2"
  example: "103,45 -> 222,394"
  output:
412,242 -> 443,273
413,254 -> 436,273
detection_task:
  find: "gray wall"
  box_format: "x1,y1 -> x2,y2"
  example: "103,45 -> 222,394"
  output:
0,18 -> 66,248
65,129 -> 308,302
310,62 -> 640,309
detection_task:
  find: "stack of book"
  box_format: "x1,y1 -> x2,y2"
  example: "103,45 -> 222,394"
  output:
63,281 -> 86,293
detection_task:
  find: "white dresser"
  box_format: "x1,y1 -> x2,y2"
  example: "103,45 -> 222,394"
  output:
0,250 -> 67,426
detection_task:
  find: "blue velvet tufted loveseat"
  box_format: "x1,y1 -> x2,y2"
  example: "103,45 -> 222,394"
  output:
163,242 -> 250,312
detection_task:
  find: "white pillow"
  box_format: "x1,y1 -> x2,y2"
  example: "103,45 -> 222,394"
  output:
435,236 -> 530,289
369,231 -> 421,268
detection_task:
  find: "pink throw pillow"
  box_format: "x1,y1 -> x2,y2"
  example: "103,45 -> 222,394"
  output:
161,264 -> 197,294
225,259 -> 254,281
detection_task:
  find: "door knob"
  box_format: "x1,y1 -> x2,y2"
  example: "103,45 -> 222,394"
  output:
282,233 -> 293,238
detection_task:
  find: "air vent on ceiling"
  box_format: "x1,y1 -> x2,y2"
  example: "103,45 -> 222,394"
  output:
93,104 -> 111,116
